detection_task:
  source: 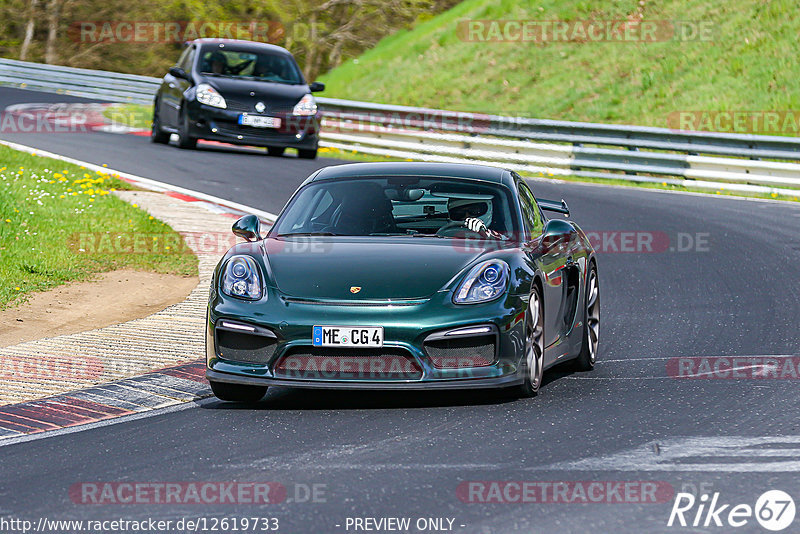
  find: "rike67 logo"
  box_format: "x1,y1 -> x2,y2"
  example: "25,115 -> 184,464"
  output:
668,490 -> 796,531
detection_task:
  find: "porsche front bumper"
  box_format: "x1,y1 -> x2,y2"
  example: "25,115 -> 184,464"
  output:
205,291 -> 528,390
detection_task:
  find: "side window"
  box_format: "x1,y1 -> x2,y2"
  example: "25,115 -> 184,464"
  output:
178,47 -> 195,71
517,182 -> 544,237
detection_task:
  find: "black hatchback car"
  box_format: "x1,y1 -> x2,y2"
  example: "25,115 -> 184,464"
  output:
151,38 -> 324,159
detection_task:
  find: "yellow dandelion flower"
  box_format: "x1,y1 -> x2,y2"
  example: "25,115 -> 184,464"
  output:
59,195 -> 65,199
132,204 -> 138,208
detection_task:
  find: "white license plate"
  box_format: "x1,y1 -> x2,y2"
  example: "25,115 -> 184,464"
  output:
312,326 -> 384,347
238,115 -> 281,128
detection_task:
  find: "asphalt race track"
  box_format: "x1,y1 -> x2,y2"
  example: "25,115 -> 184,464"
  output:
2,86 -> 800,532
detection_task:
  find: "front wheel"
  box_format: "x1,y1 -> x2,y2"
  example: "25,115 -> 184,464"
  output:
516,284 -> 545,397
297,148 -> 317,159
266,146 -> 285,157
176,107 -> 197,149
574,264 -> 599,371
150,106 -> 170,144
210,381 -> 268,403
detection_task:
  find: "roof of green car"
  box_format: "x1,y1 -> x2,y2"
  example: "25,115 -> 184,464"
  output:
309,162 -> 513,186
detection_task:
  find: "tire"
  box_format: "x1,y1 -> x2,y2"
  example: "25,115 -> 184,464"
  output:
150,106 -> 170,144
574,263 -> 599,371
297,148 -> 317,159
517,283 -> 545,397
210,381 -> 268,403
266,146 -> 285,157
176,106 -> 197,149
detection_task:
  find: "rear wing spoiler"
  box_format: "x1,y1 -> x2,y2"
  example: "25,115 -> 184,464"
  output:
536,198 -> 570,217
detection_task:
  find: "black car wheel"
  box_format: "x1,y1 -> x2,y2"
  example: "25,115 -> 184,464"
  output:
266,146 -> 285,157
210,381 -> 268,403
177,106 -> 197,149
574,263 -> 599,371
150,105 -> 170,144
517,283 -> 545,397
297,148 -> 317,159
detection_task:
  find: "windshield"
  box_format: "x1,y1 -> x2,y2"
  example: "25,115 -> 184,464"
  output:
270,177 -> 519,239
199,48 -> 304,84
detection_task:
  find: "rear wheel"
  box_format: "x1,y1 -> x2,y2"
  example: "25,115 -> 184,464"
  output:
210,381 -> 268,403
297,148 -> 317,159
150,105 -> 170,144
574,264 -> 599,371
517,284 -> 545,397
266,146 -> 285,157
176,106 -> 197,149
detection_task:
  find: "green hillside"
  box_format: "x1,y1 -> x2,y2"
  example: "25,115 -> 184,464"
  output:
319,0 -> 800,132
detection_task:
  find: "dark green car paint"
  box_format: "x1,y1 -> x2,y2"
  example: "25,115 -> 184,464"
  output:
205,162 -> 596,390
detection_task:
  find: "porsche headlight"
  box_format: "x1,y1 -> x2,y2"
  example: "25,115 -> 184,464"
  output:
221,256 -> 262,300
292,94 -> 317,116
196,83 -> 227,109
454,260 -> 509,304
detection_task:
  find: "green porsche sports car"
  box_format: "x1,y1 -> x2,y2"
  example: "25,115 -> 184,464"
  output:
205,162 -> 599,402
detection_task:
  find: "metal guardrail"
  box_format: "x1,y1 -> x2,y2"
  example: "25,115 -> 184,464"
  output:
2,57 -> 800,196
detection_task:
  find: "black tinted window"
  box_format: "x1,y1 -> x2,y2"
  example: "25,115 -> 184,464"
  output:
272,177 -> 519,239
199,48 -> 303,84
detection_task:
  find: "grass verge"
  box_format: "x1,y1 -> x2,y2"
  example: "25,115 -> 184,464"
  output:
0,144 -> 198,309
318,0 -> 800,132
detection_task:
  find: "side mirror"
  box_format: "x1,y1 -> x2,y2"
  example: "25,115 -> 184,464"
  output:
309,81 -> 325,93
541,219 -> 572,251
169,66 -> 189,80
536,198 -> 569,217
232,215 -> 262,242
